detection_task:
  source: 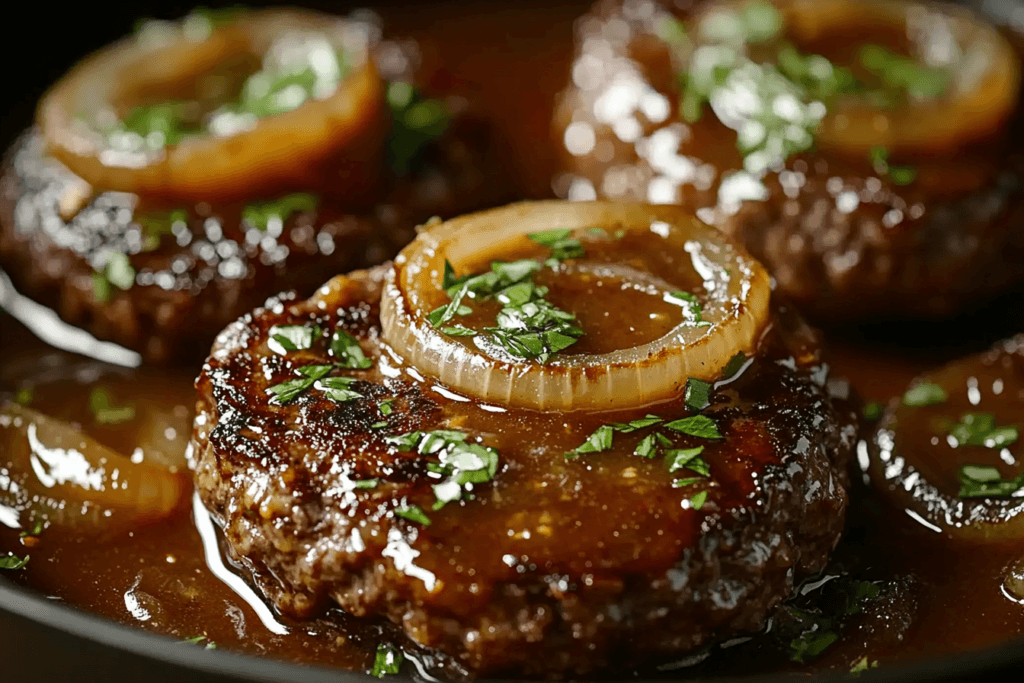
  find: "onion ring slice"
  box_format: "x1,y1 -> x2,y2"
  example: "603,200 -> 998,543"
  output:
784,0 -> 1021,156
380,201 -> 771,411
38,9 -> 388,203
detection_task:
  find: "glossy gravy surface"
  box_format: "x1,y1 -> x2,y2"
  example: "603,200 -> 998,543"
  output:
2,0 -> 1024,679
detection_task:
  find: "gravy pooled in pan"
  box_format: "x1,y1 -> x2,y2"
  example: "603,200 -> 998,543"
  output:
554,0 -> 1024,320
0,8 -> 511,363
2,0 -> 1024,681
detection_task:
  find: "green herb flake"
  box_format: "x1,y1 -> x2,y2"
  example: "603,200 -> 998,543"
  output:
957,464 -> 1023,498
850,656 -> 878,676
565,424 -> 615,458
268,324 -> 321,354
442,325 -> 477,337
672,476 -> 705,489
613,415 -> 663,433
862,401 -> 883,421
527,228 -> 585,262
354,478 -> 379,490
20,519 -> 43,538
89,387 -> 136,425
379,399 -> 395,417
790,630 -> 838,663
388,431 -> 500,509
243,193 -> 318,231
685,378 -> 712,411
667,291 -> 705,324
666,446 -> 709,475
721,352 -> 747,380
689,489 -> 709,510
266,364 -> 333,404
948,413 -> 1019,449
371,642 -> 404,678
93,252 -> 136,301
12,387 -> 32,406
0,553 -> 28,570
387,82 -> 451,175
394,504 -> 431,526
664,415 -> 723,440
182,635 -> 216,649
330,329 -> 373,369
902,382 -> 947,407
634,433 -> 659,459
315,376 -> 363,403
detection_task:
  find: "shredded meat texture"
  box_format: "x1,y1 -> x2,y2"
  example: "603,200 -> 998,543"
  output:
553,0 -> 1024,320
191,266 -> 858,677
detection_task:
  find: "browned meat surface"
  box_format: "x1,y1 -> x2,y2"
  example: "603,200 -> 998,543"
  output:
190,266 -> 857,677
0,45 -> 510,364
553,0 -> 1024,320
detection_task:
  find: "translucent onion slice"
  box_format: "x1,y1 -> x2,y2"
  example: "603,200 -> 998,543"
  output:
784,0 -> 1021,156
0,403 -> 189,534
38,9 -> 387,203
379,201 -> 771,411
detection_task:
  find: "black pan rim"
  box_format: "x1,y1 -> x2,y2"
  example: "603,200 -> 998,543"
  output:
2,571 -> 1024,683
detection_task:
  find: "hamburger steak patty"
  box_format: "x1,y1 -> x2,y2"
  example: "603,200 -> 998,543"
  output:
191,267 -> 857,677
0,47 -> 509,363
553,0 -> 1024,321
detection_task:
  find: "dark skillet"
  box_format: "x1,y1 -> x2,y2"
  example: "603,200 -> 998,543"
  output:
2,0 -> 1024,681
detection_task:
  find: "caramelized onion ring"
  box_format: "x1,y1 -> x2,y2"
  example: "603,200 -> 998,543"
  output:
784,0 -> 1021,156
38,9 -> 387,203
380,201 -> 771,411
0,403 -> 188,534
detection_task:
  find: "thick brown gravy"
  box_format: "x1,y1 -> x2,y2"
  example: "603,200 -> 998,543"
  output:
2,0 -> 1024,679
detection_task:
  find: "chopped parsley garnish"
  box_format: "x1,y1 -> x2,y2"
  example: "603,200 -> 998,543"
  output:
314,376 -> 363,403
387,82 -> 451,175
378,399 -> 395,417
354,478 -> 379,490
689,490 -> 708,510
387,430 -> 500,510
89,387 -> 136,425
611,415 -> 664,433
564,424 -> 615,459
20,519 -> 43,538
268,324 -> 321,355
870,146 -> 917,185
666,291 -> 708,325
137,208 -> 187,251
666,446 -> 709,475
394,504 -> 431,526
721,352 -> 748,381
859,44 -> 950,101
862,401 -> 883,421
902,382 -> 947,407
666,1 -> 952,172
243,193 -> 318,231
850,656 -> 878,675
431,232 -> 587,363
685,378 -> 712,411
371,642 -> 404,677
111,101 -> 202,149
947,413 -> 1019,449
777,578 -> 880,663
0,553 -> 28,570
664,415 -> 724,440
12,387 -> 32,406
790,630 -> 839,663
182,635 -> 216,649
92,252 -> 136,302
958,465 -> 1024,498
330,329 -> 373,369
266,364 -> 333,404
527,228 -> 585,263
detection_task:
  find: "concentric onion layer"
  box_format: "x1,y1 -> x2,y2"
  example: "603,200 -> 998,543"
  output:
783,0 -> 1021,156
380,201 -> 771,411
38,9 -> 387,203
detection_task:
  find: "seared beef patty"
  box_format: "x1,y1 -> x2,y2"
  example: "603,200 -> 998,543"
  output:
553,0 -> 1024,320
0,53 -> 509,363
191,266 -> 857,677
